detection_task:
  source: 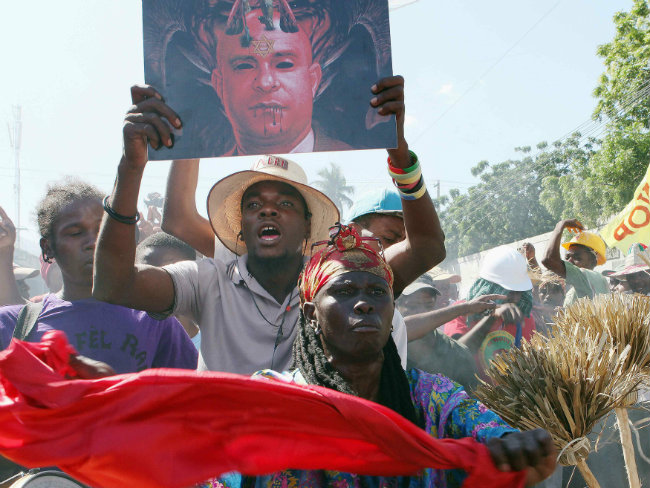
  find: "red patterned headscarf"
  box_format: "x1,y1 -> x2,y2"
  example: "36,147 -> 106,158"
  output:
299,224 -> 394,304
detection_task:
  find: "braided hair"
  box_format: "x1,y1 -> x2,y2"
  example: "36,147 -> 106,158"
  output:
292,311 -> 421,427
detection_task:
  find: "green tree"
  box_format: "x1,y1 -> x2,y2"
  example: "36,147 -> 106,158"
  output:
554,0 -> 650,221
535,1 -> 650,227
590,0 -> 650,215
593,0 -> 650,134
438,136 -> 596,259
312,162 -> 354,213
438,2 -> 650,259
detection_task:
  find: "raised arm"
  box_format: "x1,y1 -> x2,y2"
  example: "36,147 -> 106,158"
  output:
405,294 -> 504,342
520,242 -> 540,271
458,303 -> 523,353
0,207 -> 26,306
370,76 -> 445,297
161,159 -> 215,257
93,86 -> 180,313
541,219 -> 583,278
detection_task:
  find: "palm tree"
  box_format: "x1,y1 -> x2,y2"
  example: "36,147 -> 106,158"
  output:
312,163 -> 354,213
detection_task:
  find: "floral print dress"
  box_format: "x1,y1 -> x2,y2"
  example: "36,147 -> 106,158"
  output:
199,369 -> 516,488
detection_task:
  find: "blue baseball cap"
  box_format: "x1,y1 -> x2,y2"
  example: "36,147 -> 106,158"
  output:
347,188 -> 403,223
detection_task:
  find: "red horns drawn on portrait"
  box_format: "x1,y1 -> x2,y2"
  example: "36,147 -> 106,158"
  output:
145,0 -> 392,100
226,0 -> 299,46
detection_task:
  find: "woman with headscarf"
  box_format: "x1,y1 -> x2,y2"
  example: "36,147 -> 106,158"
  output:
202,225 -> 555,488
0,224 -> 555,487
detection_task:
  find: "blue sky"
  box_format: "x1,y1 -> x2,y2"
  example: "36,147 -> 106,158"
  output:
0,0 -> 633,254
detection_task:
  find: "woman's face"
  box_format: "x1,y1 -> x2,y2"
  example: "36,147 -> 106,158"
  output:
40,199 -> 102,291
304,271 -> 394,362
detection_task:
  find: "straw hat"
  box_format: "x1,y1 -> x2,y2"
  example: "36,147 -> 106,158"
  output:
207,155 -> 339,255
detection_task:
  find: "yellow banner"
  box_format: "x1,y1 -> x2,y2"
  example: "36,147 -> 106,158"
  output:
600,163 -> 650,252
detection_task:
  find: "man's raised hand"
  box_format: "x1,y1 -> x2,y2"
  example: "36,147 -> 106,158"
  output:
0,206 -> 16,253
123,85 -> 182,169
371,75 -> 408,167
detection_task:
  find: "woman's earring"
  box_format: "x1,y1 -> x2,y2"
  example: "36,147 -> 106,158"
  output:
42,251 -> 52,264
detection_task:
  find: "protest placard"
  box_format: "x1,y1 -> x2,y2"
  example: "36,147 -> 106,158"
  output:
142,0 -> 396,160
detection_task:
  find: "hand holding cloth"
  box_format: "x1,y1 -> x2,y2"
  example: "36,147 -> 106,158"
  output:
0,331 -> 525,488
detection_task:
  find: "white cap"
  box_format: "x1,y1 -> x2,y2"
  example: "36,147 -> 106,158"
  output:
402,282 -> 440,297
479,246 -> 532,291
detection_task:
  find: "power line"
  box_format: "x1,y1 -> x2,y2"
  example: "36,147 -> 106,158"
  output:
388,0 -> 419,11
412,0 -> 565,144
441,85 -> 650,233
448,80 -> 650,221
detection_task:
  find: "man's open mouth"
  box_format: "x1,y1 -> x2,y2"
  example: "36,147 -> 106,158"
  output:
259,225 -> 281,241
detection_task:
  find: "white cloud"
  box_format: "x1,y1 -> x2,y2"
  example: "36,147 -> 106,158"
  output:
438,83 -> 454,95
404,114 -> 419,128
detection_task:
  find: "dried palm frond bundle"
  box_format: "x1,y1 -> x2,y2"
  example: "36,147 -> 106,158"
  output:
475,319 -> 645,488
552,294 -> 650,488
554,294 -> 650,374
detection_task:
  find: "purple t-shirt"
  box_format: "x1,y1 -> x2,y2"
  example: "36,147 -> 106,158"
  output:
0,294 -> 197,374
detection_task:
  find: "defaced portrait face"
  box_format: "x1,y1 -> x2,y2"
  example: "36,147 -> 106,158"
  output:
211,9 -> 322,153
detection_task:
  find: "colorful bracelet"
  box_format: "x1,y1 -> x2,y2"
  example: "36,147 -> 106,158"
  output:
398,181 -> 428,200
395,179 -> 421,191
387,150 -> 419,173
388,151 -> 427,200
388,153 -> 421,183
391,169 -> 421,186
103,196 -> 140,225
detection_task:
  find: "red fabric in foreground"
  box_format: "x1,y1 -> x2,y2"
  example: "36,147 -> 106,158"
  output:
0,332 -> 525,488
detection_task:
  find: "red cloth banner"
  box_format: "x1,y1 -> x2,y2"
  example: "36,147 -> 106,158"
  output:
0,332 -> 525,488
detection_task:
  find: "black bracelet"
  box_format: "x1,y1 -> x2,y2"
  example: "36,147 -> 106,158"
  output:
103,196 -> 140,225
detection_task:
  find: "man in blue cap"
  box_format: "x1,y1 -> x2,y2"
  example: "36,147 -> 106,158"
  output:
348,188 -> 406,250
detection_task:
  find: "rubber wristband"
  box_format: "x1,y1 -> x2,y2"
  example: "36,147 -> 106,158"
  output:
395,179 -> 421,191
103,196 -> 140,225
399,182 -> 427,200
388,160 -> 420,176
387,150 -> 419,173
390,168 -> 421,185
400,177 -> 425,195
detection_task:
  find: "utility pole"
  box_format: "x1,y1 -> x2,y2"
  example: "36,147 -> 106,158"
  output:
8,106 -> 22,249
433,180 -> 441,199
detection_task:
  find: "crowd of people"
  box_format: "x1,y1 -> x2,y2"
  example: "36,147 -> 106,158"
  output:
0,16 -> 648,488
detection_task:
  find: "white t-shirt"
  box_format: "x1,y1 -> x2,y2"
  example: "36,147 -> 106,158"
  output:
164,255 -> 407,375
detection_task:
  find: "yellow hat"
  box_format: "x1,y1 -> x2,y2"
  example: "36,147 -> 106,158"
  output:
561,231 -> 607,266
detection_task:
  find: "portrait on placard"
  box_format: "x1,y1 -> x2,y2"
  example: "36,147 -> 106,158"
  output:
142,0 -> 396,160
